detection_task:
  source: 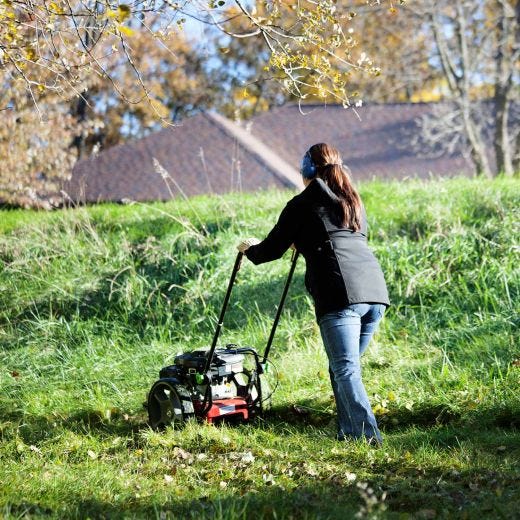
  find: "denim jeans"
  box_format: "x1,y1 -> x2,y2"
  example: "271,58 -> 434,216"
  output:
318,303 -> 385,443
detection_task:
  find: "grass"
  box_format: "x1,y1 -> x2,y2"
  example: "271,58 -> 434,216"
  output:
0,177 -> 519,519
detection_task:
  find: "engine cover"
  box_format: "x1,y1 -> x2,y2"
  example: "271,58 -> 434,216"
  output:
174,348 -> 244,377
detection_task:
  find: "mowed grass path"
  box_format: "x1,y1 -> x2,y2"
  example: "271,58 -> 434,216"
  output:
0,178 -> 519,519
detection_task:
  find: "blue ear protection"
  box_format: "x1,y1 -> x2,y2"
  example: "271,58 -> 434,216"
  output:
300,150 -> 316,179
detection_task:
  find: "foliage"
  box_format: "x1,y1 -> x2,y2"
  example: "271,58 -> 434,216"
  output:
0,0 -> 404,207
0,17 -> 218,207
217,0 -> 436,118
0,91 -> 82,208
0,0 -> 403,112
0,177 -> 519,518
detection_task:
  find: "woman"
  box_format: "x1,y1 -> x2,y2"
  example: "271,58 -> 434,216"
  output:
237,143 -> 389,445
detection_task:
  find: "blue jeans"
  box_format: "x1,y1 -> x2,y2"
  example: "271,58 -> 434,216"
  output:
318,303 -> 385,443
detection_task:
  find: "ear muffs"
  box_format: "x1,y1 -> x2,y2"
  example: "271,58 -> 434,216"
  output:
300,150 -> 316,179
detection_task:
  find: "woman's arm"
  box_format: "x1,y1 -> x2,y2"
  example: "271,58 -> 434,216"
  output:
243,200 -> 300,265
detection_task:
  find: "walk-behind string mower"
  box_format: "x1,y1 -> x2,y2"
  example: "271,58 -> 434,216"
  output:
147,250 -> 300,429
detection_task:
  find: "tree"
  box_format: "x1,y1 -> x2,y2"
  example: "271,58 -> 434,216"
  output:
1,1 -> 403,113
0,84 -> 86,208
1,15 -> 218,206
344,2 -> 439,104
213,1 -> 439,117
69,21 -> 219,157
413,0 -> 519,177
1,0 -> 404,206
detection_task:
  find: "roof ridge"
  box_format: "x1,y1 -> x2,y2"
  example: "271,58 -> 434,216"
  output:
256,100 -> 457,112
205,112 -> 303,190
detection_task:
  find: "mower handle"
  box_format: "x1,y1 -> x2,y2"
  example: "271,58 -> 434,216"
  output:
262,249 -> 300,363
203,251 -> 244,374
203,248 -> 299,374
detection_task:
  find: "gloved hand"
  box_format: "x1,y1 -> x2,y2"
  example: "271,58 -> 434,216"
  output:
237,237 -> 260,253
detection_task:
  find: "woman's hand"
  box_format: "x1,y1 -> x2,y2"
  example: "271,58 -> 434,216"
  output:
237,237 -> 260,253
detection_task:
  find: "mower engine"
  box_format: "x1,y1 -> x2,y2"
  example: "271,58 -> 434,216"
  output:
147,346 -> 264,429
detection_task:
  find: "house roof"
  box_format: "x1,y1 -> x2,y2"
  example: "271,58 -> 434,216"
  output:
65,103 -> 473,203
65,112 -> 300,203
247,103 -> 472,181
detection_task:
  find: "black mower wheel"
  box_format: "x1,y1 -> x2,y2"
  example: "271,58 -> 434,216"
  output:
147,379 -> 195,430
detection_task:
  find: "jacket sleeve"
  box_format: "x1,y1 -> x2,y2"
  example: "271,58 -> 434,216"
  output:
245,199 -> 300,265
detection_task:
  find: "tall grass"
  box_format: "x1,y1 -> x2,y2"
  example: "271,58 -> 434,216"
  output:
0,177 -> 519,519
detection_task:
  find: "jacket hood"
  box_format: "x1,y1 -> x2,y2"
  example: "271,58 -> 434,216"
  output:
304,177 -> 342,205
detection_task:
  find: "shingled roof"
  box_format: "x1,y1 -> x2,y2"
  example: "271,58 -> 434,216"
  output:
65,103 -> 473,203
66,112 -> 301,203
247,103 -> 472,180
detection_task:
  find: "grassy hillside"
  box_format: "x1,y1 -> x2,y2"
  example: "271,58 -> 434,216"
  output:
0,178 -> 519,519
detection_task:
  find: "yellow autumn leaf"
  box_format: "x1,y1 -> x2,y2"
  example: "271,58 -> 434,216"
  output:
25,48 -> 37,61
117,25 -> 134,37
107,5 -> 131,22
48,1 -> 64,14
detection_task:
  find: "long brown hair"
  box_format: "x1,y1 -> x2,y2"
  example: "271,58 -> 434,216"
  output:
308,143 -> 362,231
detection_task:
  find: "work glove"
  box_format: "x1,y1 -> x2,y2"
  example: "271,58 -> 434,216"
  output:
237,237 -> 260,253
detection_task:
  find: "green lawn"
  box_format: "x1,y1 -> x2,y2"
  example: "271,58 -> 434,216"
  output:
0,177 -> 519,519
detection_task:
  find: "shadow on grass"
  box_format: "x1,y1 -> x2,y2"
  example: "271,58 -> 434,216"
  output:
6,396 -> 518,451
2,481 -> 363,520
3,408 -> 145,446
4,463 -> 519,519
377,401 -> 520,432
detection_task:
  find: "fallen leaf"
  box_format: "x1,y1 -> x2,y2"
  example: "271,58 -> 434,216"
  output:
345,472 -> 357,482
173,447 -> 192,460
305,466 -> 318,477
262,473 -> 275,485
228,451 -> 255,463
241,451 -> 255,463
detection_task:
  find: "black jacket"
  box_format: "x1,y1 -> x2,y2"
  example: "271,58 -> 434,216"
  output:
245,178 -> 390,319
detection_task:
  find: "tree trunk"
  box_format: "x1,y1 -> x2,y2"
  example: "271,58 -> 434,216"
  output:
494,88 -> 514,176
513,133 -> 520,174
71,92 -> 89,159
493,2 -> 515,176
511,0 -> 520,174
462,107 -> 494,177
